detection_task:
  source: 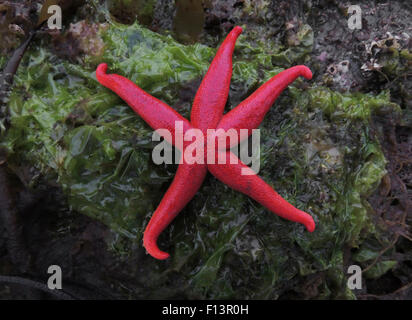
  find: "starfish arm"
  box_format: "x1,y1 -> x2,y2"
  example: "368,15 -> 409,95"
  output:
190,26 -> 243,133
96,63 -> 192,148
143,161 -> 208,260
207,150 -> 315,232
216,65 -> 312,149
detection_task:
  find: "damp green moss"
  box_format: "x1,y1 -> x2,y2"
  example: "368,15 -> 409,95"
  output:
1,22 -> 400,299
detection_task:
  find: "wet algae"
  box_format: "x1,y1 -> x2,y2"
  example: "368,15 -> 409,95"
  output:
1,21 -> 401,298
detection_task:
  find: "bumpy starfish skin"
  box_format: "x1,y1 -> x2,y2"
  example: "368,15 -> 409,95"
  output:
216,65 -> 313,149
208,150 -> 315,232
96,63 -> 192,148
191,26 -> 243,133
96,26 -> 315,260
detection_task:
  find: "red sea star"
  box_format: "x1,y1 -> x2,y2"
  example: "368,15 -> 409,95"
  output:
96,26 -> 315,260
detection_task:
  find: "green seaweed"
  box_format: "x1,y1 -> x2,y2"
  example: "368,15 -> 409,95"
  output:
364,261 -> 398,279
1,22 -> 399,299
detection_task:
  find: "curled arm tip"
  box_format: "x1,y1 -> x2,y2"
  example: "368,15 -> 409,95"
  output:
299,65 -> 313,80
96,63 -> 110,86
96,63 -> 108,76
305,216 -> 316,232
233,26 -> 243,36
143,233 -> 170,260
